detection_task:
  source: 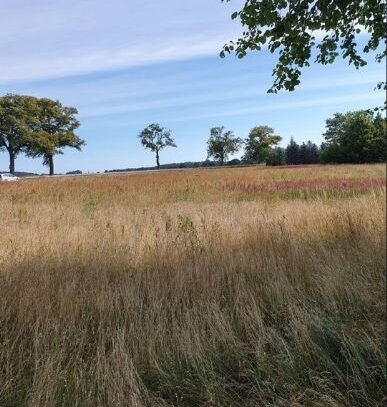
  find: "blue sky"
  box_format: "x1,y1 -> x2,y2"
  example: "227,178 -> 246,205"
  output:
1,0 -> 385,173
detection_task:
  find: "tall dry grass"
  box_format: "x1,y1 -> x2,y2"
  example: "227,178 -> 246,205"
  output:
0,164 -> 385,406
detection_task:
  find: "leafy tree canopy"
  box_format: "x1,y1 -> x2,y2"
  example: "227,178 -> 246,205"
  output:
25,98 -> 84,175
207,126 -> 243,165
0,94 -> 38,173
243,125 -> 282,163
266,146 -> 287,166
321,110 -> 386,163
221,0 -> 386,92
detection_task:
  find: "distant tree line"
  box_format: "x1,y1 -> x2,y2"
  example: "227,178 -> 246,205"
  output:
320,110 -> 386,164
137,110 -> 385,169
2,95 -> 385,175
105,160 -> 239,174
0,94 -> 85,175
202,109 -> 385,167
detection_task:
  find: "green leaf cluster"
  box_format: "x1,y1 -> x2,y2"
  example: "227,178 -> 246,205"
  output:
138,123 -> 176,152
221,0 -> 386,93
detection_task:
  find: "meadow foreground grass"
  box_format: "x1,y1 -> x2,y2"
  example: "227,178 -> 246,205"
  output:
0,164 -> 385,406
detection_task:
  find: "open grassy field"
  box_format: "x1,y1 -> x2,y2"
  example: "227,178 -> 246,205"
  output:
0,164 -> 385,407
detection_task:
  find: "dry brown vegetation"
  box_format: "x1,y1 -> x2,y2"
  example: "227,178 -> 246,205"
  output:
0,164 -> 385,406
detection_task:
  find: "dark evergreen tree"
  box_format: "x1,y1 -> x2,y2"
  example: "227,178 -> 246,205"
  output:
305,141 -> 320,164
298,142 -> 307,164
286,137 -> 300,165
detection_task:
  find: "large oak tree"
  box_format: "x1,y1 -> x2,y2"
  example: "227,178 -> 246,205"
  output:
0,94 -> 38,174
26,98 -> 85,175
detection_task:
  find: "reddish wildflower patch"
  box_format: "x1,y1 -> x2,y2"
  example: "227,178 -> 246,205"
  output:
225,177 -> 386,196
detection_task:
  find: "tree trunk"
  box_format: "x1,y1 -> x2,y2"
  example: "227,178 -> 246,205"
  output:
220,154 -> 224,166
48,155 -> 54,176
156,150 -> 160,170
9,150 -> 15,174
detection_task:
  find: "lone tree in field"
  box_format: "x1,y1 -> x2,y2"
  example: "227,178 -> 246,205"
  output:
25,98 -> 85,176
0,94 -> 37,174
243,125 -> 282,163
138,123 -> 177,169
221,0 -> 386,93
207,127 -> 242,166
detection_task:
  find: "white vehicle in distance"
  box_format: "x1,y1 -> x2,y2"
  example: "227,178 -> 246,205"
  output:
0,173 -> 19,182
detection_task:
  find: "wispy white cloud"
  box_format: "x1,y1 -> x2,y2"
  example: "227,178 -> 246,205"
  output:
158,92 -> 384,123
0,0 -> 243,84
75,67 -> 383,118
1,37 -> 228,83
